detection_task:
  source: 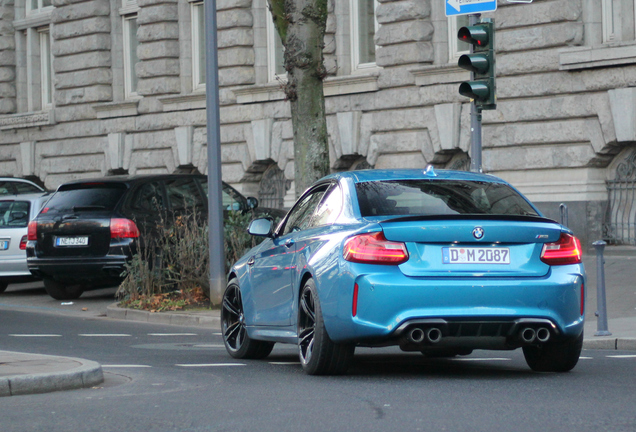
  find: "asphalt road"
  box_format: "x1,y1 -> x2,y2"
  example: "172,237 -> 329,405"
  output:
0,309 -> 635,432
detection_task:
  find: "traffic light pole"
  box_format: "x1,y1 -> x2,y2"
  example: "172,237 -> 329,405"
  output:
468,14 -> 483,173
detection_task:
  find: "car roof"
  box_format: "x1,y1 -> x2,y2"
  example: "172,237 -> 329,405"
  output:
56,173 -> 207,189
323,168 -> 508,185
0,192 -> 50,201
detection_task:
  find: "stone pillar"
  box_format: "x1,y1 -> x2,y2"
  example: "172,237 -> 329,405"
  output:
136,0 -> 180,103
0,0 -> 16,114
375,0 -> 434,67
217,0 -> 255,88
51,0 -> 113,108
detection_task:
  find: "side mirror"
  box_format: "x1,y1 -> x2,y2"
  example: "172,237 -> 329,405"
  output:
246,197 -> 259,210
247,217 -> 273,237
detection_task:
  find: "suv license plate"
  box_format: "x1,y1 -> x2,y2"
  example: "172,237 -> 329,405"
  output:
56,236 -> 89,247
0,240 -> 8,250
442,247 -> 510,264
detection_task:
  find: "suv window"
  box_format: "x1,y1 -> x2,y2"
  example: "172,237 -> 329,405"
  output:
0,200 -> 30,227
165,178 -> 205,214
129,181 -> 165,212
356,180 -> 539,217
44,184 -> 127,214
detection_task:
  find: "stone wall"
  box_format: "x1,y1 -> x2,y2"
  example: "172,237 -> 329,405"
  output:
0,0 -> 15,114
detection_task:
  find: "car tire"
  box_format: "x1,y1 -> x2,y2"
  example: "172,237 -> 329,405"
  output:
43,279 -> 84,300
0,282 -> 7,294
522,331 -> 583,372
298,279 -> 354,375
221,278 -> 274,359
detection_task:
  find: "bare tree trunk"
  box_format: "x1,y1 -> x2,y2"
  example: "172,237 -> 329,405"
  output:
268,0 -> 330,196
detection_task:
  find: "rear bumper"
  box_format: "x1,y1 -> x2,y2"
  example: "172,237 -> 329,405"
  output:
27,256 -> 128,284
321,263 -> 585,345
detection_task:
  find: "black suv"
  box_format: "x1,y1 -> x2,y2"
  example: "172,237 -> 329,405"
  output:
27,174 -> 285,300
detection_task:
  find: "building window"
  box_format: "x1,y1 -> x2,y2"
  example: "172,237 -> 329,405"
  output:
26,0 -> 52,15
266,19 -> 285,81
122,14 -> 139,98
39,28 -> 52,109
351,0 -> 378,71
602,0 -> 636,43
191,1 -> 206,90
448,15 -> 469,61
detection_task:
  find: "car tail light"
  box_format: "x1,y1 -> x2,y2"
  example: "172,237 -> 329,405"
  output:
110,218 -> 140,239
540,233 -> 582,265
27,221 -> 37,241
343,232 -> 409,265
20,235 -> 28,250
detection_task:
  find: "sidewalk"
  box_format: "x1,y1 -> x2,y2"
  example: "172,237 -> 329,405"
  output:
0,350 -> 103,397
2,245 -> 634,397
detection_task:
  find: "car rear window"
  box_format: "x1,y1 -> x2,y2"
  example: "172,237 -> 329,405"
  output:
43,184 -> 127,214
355,180 -> 539,217
0,200 -> 30,227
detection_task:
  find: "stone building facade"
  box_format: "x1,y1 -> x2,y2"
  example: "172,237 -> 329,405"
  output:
1,0 -> 636,247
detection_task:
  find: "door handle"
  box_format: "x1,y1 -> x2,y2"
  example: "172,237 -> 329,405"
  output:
284,239 -> 295,248
247,256 -> 255,266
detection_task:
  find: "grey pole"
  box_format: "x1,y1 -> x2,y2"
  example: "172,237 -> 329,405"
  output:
593,240 -> 612,336
205,0 -> 226,305
559,203 -> 568,227
468,13 -> 482,173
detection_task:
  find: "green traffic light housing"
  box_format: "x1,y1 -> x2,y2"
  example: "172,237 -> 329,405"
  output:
457,19 -> 496,110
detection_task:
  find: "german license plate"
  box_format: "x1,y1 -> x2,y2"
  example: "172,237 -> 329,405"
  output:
56,236 -> 89,247
0,240 -> 8,250
442,247 -> 510,264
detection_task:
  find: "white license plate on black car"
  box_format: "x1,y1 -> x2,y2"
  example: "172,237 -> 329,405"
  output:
0,240 -> 8,250
442,247 -> 510,264
56,236 -> 89,247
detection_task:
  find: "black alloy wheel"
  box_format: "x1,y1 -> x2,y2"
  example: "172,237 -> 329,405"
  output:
221,279 -> 274,359
298,279 -> 354,375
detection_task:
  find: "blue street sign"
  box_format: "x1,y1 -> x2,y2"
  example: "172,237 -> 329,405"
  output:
446,0 -> 497,17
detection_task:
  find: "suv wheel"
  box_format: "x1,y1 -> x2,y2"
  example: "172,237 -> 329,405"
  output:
43,279 -> 84,300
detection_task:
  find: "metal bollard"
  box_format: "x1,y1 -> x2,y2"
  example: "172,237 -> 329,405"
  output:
593,240 -> 612,336
559,203 -> 568,227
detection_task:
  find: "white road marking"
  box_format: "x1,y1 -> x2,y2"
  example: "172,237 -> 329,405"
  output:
451,358 -> 512,362
175,363 -> 246,367
606,355 -> 636,359
9,334 -> 62,337
78,334 -> 131,337
148,333 -> 198,336
269,362 -> 301,365
213,333 -> 222,336
579,356 -> 594,360
102,365 -> 152,368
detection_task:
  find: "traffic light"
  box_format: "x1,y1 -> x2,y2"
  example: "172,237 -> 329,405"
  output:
457,19 -> 496,110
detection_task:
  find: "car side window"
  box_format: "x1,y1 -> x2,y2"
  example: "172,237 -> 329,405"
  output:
165,178 -> 205,215
281,186 -> 328,236
0,201 -> 30,227
311,184 -> 343,227
130,182 -> 165,212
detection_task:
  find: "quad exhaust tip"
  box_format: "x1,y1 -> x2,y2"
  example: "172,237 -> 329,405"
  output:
407,327 -> 442,344
521,327 -> 551,344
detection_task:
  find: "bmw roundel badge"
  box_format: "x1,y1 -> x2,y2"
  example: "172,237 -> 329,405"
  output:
472,227 -> 484,240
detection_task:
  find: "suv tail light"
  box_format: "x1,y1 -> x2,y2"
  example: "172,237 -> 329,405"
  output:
110,218 -> 140,239
343,232 -> 409,265
20,235 -> 28,250
27,221 -> 37,241
540,233 -> 582,266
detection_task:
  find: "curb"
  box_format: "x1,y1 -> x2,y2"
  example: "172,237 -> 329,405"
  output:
106,303 -> 221,329
583,337 -> 636,351
0,352 -> 104,397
